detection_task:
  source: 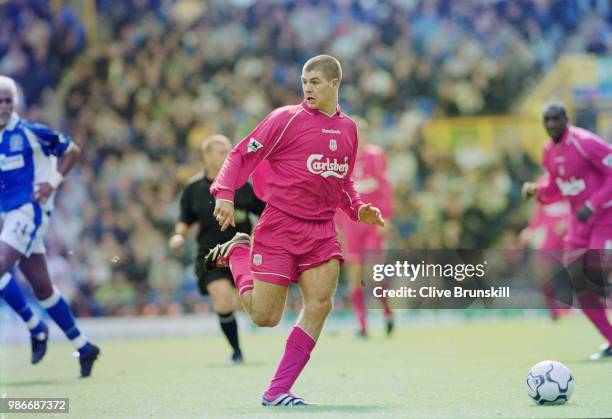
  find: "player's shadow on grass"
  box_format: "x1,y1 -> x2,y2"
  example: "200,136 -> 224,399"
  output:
296,405 -> 392,414
2,379 -> 78,387
236,405 -> 390,416
574,358 -> 612,364
204,361 -> 270,369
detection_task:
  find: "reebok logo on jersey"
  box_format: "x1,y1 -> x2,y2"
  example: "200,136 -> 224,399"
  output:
322,128 -> 341,135
307,154 -> 350,178
247,137 -> 263,153
603,154 -> 612,167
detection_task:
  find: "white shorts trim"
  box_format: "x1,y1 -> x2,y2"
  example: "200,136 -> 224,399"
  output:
251,271 -> 292,280
298,253 -> 344,267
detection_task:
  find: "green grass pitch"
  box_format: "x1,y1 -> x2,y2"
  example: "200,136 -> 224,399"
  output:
1,314 -> 611,418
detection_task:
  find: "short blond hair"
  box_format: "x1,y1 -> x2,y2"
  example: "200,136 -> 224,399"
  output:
200,134 -> 231,154
303,55 -> 342,82
0,75 -> 19,107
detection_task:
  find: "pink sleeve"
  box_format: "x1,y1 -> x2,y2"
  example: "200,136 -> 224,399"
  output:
536,153 -> 563,204
339,176 -> 366,221
338,131 -> 366,221
375,152 -> 394,219
211,109 -> 289,201
583,135 -> 612,212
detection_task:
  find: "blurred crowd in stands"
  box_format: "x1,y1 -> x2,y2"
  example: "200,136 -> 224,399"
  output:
0,0 -> 86,105
1,0 -> 611,316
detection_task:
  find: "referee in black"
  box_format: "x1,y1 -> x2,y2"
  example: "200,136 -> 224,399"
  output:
169,134 -> 264,363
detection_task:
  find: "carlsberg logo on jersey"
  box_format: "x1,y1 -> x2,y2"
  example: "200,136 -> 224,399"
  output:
556,177 -> 586,196
307,154 -> 350,178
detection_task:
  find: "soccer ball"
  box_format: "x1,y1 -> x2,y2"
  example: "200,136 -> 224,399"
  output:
526,360 -> 574,405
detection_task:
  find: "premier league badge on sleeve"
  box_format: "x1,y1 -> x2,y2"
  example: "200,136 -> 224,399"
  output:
329,139 -> 337,151
247,137 -> 263,153
9,134 -> 23,152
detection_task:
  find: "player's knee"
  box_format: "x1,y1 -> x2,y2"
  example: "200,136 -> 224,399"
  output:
252,317 -> 280,328
32,284 -> 53,301
20,274 -> 53,299
0,258 -> 12,274
305,297 -> 333,318
210,291 -> 235,312
251,310 -> 281,327
208,281 -> 237,312
212,298 -> 234,314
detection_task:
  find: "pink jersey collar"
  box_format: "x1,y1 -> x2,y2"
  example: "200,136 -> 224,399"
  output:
300,100 -> 341,117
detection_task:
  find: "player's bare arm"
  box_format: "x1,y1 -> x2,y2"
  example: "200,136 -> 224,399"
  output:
34,143 -> 81,203
214,199 -> 236,231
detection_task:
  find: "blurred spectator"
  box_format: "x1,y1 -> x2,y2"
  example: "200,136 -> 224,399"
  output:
0,0 -> 85,105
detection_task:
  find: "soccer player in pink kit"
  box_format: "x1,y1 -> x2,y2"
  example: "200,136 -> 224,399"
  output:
523,103 -> 612,360
520,184 -> 571,320
205,55 -> 384,406
335,117 -> 394,337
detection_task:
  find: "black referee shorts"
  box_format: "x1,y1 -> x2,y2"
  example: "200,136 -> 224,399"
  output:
195,260 -> 235,295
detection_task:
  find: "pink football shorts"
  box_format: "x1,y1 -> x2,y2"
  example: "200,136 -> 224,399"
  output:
563,220 -> 612,269
250,205 -> 344,286
564,220 -> 612,250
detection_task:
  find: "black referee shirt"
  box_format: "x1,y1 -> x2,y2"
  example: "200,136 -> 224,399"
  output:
179,173 -> 265,258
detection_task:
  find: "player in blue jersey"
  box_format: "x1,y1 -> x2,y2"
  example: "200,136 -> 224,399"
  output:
0,75 -> 100,377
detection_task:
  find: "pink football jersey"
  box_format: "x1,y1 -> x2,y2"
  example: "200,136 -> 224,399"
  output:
211,101 -> 366,221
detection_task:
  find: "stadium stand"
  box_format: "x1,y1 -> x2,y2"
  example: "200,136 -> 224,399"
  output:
2,0 -> 610,315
